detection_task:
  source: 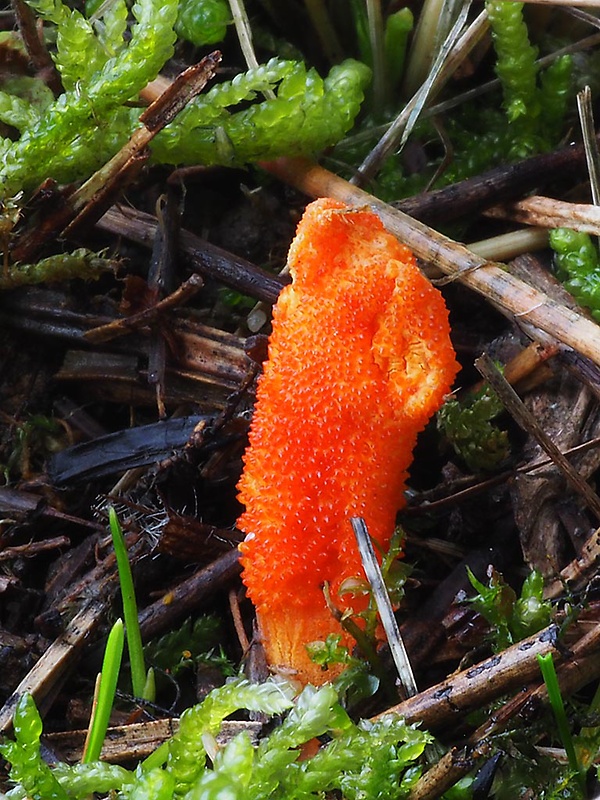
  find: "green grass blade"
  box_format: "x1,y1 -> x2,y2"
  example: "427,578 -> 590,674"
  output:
537,652 -> 584,789
82,618 -> 124,763
108,505 -> 147,700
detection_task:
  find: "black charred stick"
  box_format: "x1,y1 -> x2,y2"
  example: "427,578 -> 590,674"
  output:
48,415 -> 210,485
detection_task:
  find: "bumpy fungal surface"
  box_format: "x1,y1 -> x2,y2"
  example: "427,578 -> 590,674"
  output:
237,198 -> 458,685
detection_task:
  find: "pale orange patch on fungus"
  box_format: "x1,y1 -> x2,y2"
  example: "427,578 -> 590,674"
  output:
237,197 -> 459,685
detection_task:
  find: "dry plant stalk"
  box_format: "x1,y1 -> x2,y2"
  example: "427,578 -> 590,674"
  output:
408,619 -> 600,799
467,227 -> 549,260
0,600 -> 107,733
262,157 -> 600,367
487,195 -> 600,234
46,718 -> 261,763
356,4 -> 482,184
375,622 -> 561,731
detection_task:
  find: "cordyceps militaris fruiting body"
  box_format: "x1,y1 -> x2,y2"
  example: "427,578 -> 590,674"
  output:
237,198 -> 459,685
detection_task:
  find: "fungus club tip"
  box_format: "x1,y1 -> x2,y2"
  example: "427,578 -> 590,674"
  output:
237,197 -> 459,685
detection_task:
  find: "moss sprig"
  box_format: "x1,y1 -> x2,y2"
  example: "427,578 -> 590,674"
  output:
151,57 -> 370,167
485,0 -> 572,159
467,568 -> 552,653
0,248 -> 117,290
549,228 -> 600,321
2,680 -> 431,799
0,0 -> 178,195
486,1 -> 539,125
437,381 -> 510,473
0,694 -> 68,800
0,1 -> 371,198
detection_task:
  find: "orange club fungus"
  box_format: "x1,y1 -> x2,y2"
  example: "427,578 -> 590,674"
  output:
237,197 -> 459,685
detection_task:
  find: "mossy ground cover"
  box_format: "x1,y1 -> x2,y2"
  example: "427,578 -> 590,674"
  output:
1,1 -> 600,797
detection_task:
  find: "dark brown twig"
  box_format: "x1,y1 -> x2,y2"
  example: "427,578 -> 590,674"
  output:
0,537 -> 70,561
97,206 -> 287,304
84,274 -> 203,345
0,486 -> 104,530
397,143 -> 595,226
147,186 -> 183,416
138,548 -> 241,641
404,434 -> 600,515
12,0 -> 62,94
